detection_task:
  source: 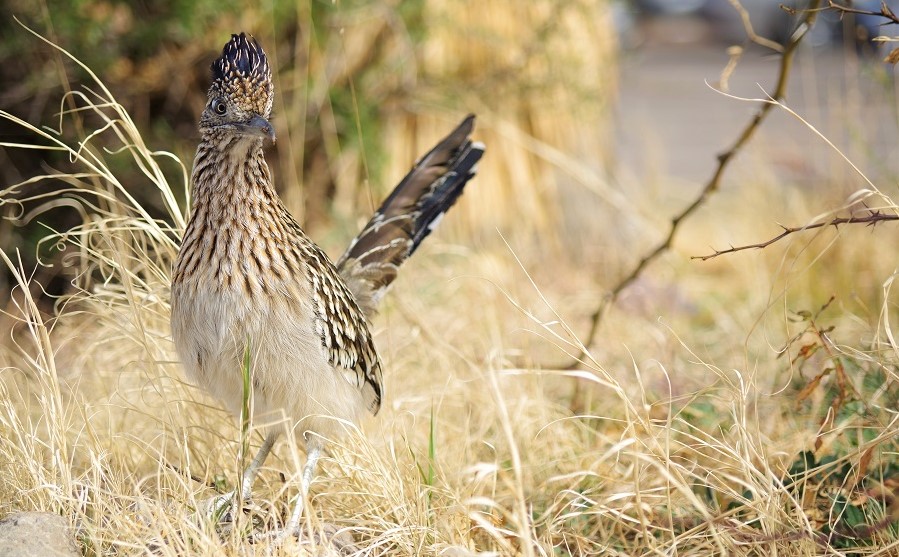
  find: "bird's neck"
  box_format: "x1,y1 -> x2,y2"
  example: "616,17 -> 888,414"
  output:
174,136 -> 290,290
189,136 -> 276,214
183,136 -> 284,254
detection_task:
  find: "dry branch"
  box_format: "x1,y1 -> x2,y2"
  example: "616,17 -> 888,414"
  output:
575,1 -> 823,358
828,1 -> 899,25
693,212 -> 899,261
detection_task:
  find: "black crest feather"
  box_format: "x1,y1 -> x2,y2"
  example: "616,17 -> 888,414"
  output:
212,33 -> 270,82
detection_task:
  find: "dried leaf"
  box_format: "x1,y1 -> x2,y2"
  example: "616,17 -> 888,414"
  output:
856,445 -> 876,486
885,47 -> 899,65
797,370 -> 827,403
815,407 -> 835,451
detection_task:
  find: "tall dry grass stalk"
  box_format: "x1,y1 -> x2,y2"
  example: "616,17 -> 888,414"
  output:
269,0 -> 618,250
388,0 -> 619,248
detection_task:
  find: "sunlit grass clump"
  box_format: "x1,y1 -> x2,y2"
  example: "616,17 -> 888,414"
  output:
3,22 -> 899,557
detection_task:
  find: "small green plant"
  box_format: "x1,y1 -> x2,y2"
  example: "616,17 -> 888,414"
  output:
237,336 -> 253,504
409,404 -> 437,534
773,298 -> 899,549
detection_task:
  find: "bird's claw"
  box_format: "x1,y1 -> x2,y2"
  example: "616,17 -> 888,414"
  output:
202,490 -> 259,524
250,522 -> 358,554
202,490 -> 237,523
251,527 -> 297,544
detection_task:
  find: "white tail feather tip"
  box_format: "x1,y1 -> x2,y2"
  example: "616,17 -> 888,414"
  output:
427,211 -> 446,232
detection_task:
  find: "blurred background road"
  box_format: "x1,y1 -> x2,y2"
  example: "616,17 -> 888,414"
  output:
617,0 -> 899,188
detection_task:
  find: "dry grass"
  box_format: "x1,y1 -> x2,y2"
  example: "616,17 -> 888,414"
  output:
3,15 -> 899,557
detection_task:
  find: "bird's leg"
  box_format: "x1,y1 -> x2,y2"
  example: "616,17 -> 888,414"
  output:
279,442 -> 323,538
209,431 -> 279,521
240,430 -> 279,500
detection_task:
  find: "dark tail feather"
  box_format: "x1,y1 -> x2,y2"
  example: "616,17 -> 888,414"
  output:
337,114 -> 485,316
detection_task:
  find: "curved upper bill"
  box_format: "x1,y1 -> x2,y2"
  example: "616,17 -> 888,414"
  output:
235,114 -> 276,142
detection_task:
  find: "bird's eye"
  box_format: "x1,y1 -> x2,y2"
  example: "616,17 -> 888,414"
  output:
212,100 -> 227,115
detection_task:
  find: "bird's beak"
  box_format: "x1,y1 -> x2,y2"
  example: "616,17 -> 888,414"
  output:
237,114 -> 276,143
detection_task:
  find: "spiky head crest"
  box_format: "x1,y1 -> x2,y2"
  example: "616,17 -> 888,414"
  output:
209,33 -> 273,118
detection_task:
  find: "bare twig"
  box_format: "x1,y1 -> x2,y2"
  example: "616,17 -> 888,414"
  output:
828,1 -> 899,25
164,462 -> 217,489
575,1 -> 823,360
693,212 -> 899,261
828,1 -> 899,63
727,0 -> 785,52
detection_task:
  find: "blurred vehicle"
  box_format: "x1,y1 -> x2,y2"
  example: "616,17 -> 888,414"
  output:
635,0 -> 707,14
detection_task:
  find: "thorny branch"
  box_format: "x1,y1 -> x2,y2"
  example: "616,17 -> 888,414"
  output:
829,1 -> 899,62
575,1 -> 823,359
827,1 -> 899,25
693,212 -> 899,260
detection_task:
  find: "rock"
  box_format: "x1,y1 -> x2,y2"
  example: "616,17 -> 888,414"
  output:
0,512 -> 79,557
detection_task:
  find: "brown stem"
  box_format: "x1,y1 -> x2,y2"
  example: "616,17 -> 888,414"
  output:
828,1 -> 899,25
693,212 -> 899,260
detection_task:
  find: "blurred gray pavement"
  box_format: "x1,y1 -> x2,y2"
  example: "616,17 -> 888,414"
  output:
614,21 -> 899,190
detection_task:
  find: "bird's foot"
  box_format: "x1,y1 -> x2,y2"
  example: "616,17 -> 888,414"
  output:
199,490 -> 263,526
251,522 -> 358,554
204,491 -> 236,523
250,527 -> 292,545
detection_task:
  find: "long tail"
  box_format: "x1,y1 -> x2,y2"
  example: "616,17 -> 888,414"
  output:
337,114 -> 484,316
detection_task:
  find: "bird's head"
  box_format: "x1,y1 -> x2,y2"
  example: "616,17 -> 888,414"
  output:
200,33 -> 275,143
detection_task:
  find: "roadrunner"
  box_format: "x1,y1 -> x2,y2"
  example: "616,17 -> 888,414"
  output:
170,33 -> 484,535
